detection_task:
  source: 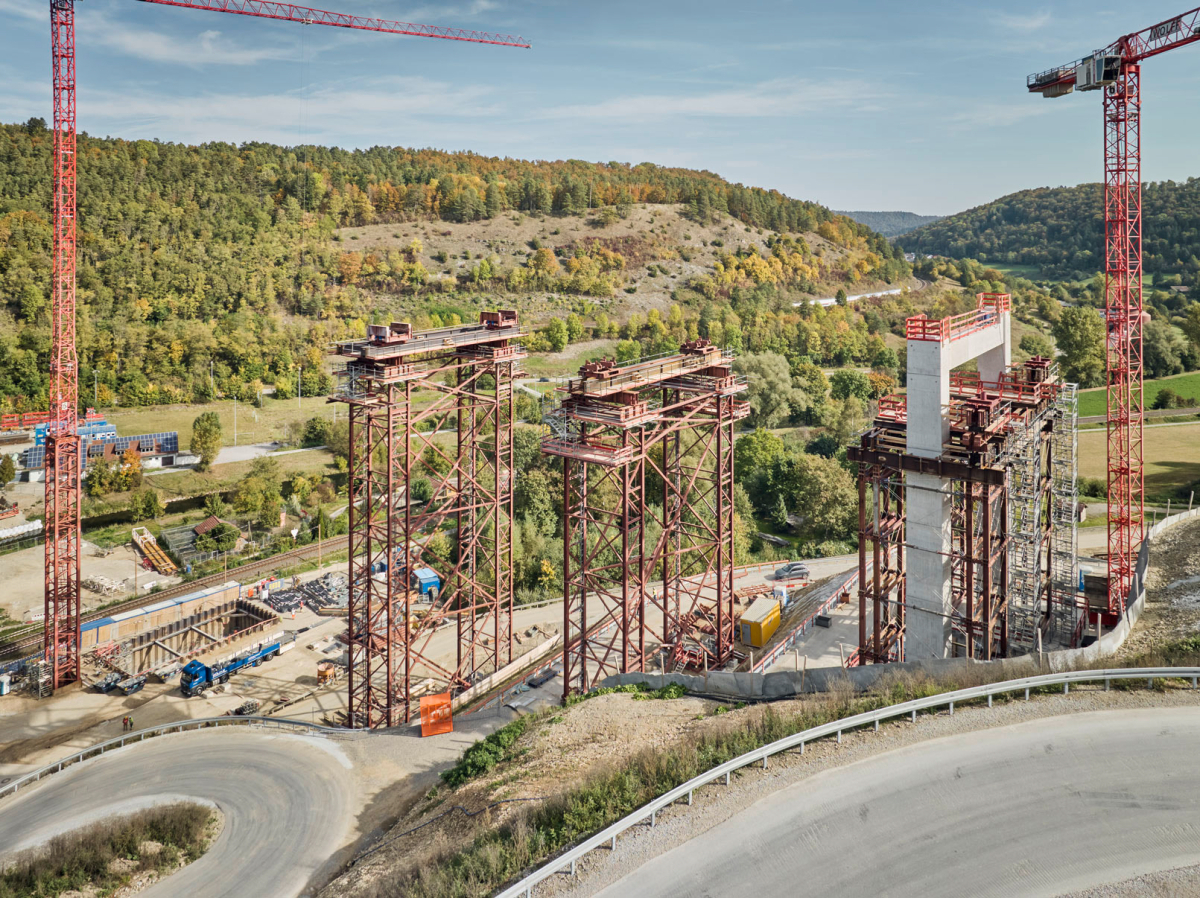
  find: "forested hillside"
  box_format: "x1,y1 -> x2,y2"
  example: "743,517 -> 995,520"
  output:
900,179 -> 1200,283
835,210 -> 942,238
0,118 -> 908,413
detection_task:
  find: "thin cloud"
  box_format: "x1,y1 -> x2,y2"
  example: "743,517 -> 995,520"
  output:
991,10 -> 1051,32
0,0 -> 46,23
943,101 -> 1057,130
541,77 -> 888,122
82,11 -> 295,66
73,75 -> 503,144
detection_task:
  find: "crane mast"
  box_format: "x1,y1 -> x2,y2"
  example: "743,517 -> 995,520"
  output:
1028,8 -> 1200,621
42,0 -> 527,691
46,0 -> 83,688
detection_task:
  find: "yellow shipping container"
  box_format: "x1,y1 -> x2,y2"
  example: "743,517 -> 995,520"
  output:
738,597 -> 780,648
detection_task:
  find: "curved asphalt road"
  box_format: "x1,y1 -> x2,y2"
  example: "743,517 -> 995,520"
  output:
0,729 -> 354,898
596,708 -> 1200,897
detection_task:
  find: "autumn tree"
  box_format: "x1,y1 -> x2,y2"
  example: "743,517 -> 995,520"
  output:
0,453 -> 14,487
1052,307 -> 1106,387
190,411 -> 223,471
734,352 -> 800,429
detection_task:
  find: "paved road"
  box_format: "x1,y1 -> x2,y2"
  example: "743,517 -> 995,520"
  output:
0,729 -> 354,898
595,708 -> 1200,898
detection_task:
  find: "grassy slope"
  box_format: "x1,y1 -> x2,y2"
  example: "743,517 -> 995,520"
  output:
104,396 -> 337,447
1079,421 -> 1200,500
1078,370 -> 1200,418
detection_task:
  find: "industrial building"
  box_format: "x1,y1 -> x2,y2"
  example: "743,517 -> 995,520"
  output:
848,293 -> 1081,664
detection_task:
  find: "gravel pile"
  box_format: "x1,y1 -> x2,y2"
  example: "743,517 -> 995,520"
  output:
1119,516 -> 1200,659
1062,863 -> 1200,898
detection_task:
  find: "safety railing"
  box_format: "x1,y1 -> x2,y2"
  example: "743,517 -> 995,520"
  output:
496,666 -> 1200,897
906,293 -> 1010,344
0,715 -> 360,802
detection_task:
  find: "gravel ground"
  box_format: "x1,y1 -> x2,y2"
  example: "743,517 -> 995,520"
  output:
1062,864 -> 1200,898
1118,516 -> 1200,659
534,686 -> 1200,898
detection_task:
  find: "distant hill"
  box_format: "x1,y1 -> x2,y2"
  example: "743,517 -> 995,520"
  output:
898,179 -> 1200,282
835,210 -> 943,238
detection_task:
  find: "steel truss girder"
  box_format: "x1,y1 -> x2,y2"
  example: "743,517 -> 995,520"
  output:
857,461 -> 905,664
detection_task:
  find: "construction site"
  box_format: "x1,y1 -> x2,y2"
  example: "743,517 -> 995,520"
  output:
6,1 -> 1200,897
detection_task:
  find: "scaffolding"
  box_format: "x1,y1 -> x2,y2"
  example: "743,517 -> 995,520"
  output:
543,341 -> 747,697
335,311 -> 524,728
849,349 -> 1082,663
856,436 -> 905,664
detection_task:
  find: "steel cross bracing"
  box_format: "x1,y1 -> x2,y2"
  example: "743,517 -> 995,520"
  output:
336,312 -> 524,728
41,0 -> 526,693
45,0 -> 83,689
856,456 -> 905,664
544,343 -> 747,698
136,0 -> 531,46
851,351 -> 1081,664
1027,8 -> 1200,615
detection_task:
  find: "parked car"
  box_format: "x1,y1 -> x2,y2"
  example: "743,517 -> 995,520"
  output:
774,561 -> 810,581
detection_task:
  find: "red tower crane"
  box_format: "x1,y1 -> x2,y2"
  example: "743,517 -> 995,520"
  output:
43,0 -> 529,690
1028,8 -> 1200,620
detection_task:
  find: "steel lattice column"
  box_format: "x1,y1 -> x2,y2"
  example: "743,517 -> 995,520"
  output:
856,452 -> 905,665
346,394 -> 398,728
1103,62 -> 1145,615
560,429 -> 648,699
648,393 -> 738,671
45,0 -> 82,690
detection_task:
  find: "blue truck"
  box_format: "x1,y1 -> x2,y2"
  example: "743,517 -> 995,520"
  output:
180,641 -> 281,697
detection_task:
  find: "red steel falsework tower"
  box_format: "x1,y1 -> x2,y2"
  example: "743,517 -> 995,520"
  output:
1028,8 -> 1200,616
335,313 -> 524,728
39,0 -> 527,691
543,344 -> 747,698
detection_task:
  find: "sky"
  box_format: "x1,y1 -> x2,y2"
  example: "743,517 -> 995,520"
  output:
2,0 -> 1200,215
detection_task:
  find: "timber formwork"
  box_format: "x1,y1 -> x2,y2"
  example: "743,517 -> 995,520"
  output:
543,343 -> 747,698
335,311 -> 524,728
849,356 -> 1080,663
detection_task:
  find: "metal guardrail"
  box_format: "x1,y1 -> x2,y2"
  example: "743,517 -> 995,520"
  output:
496,666 -> 1200,897
0,715 -> 358,802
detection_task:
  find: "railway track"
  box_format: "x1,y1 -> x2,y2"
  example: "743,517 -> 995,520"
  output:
0,536 -> 350,662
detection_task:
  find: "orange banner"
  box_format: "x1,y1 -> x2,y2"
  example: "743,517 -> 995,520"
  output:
420,691 -> 453,737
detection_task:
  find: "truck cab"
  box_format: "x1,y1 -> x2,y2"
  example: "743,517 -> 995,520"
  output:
179,660 -> 210,697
